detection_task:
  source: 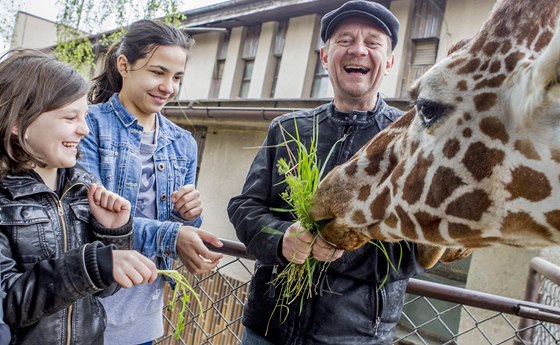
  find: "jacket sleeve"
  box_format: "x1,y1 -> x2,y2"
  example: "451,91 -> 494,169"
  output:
227,121 -> 292,265
0,236 -> 113,328
90,216 -> 133,250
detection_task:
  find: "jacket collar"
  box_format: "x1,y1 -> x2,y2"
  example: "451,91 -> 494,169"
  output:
108,93 -> 181,145
0,167 -> 93,199
329,93 -> 388,125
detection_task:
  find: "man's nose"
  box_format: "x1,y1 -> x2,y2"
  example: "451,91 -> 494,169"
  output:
348,41 -> 368,56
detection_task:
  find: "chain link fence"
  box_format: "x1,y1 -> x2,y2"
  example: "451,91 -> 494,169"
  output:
153,242 -> 560,345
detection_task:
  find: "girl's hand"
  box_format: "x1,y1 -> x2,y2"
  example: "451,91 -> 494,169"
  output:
112,250 -> 158,288
176,226 -> 223,274
87,183 -> 131,229
171,184 -> 202,221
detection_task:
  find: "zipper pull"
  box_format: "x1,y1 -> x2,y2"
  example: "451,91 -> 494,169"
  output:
374,316 -> 381,335
269,265 -> 278,298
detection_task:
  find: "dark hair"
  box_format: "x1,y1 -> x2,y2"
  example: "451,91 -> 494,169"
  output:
0,49 -> 89,179
89,19 -> 194,104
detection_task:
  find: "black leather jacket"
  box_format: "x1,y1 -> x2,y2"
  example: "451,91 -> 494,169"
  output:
0,167 -> 133,345
228,97 -> 424,345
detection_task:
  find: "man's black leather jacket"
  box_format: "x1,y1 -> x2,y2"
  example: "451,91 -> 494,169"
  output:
0,167 -> 132,345
228,97 -> 424,345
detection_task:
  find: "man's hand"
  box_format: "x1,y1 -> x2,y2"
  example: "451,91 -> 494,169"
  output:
311,236 -> 344,262
171,184 -> 202,221
176,226 -> 223,274
88,183 -> 131,229
112,250 -> 158,288
282,222 -> 343,264
282,222 -> 313,264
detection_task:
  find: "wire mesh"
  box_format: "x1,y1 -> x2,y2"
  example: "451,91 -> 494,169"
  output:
153,256 -> 560,345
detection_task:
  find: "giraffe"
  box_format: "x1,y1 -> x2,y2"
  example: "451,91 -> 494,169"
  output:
310,0 -> 560,269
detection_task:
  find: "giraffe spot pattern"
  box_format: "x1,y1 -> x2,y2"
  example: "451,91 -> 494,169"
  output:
384,213 -> 398,228
500,212 -> 551,240
380,149 -> 399,183
364,131 -> 400,176
463,128 -> 472,138
457,58 -> 481,74
357,184 -> 371,201
479,117 -> 509,144
506,166 -> 551,202
456,96 -> 463,103
447,57 -> 466,69
483,41 -> 500,56
352,210 -> 367,225
500,40 -> 511,54
474,92 -> 498,112
402,153 -> 434,205
551,148 -> 560,163
457,80 -> 468,91
514,140 -> 540,160
426,167 -> 466,208
545,210 -> 560,231
414,211 -> 444,243
446,189 -> 491,221
474,74 -> 507,90
395,205 -> 418,240
489,60 -> 501,73
534,31 -> 553,52
370,186 -> 390,220
462,142 -> 505,181
480,59 -> 490,71
463,112 -> 472,121
443,139 -> 461,159
345,161 -> 358,177
390,162 -> 406,196
504,51 -> 525,72
448,222 -> 482,240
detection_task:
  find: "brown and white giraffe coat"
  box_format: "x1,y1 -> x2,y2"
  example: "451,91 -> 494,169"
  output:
311,0 -> 560,268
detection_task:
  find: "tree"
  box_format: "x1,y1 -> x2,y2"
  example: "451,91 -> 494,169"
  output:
2,0 -> 186,74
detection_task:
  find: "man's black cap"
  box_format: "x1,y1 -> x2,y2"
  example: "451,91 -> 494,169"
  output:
320,0 -> 400,49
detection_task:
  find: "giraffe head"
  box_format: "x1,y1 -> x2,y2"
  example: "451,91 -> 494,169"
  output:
311,0 -> 560,265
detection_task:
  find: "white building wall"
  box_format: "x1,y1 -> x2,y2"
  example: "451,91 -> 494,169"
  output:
181,31 -> 222,100
248,21 -> 277,98
274,14 -> 319,98
219,26 -> 245,99
11,12 -> 57,50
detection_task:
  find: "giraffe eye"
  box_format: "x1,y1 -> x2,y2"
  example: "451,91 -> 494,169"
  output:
414,98 -> 453,128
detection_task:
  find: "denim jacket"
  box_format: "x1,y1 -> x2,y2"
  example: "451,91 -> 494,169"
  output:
79,94 -> 202,270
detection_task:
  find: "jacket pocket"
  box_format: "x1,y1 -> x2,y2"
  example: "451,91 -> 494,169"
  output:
0,204 -> 55,269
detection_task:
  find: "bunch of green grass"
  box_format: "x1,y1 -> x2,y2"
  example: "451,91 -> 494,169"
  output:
267,116 -> 334,318
267,116 -> 403,322
158,269 -> 203,339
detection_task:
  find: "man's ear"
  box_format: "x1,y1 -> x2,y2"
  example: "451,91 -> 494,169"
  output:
116,54 -> 130,77
320,46 -> 328,71
384,54 -> 395,75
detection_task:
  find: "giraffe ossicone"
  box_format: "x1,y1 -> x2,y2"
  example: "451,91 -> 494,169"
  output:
311,0 -> 560,269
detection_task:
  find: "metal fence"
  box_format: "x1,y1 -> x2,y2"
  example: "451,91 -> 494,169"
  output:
154,240 -> 560,345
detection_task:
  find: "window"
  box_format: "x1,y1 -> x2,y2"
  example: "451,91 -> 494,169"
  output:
209,33 -> 230,99
239,25 -> 261,98
400,0 -> 447,97
310,34 -> 329,98
270,20 -> 288,98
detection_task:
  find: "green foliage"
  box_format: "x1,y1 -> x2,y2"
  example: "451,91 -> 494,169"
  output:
158,269 -> 203,339
51,0 -> 187,75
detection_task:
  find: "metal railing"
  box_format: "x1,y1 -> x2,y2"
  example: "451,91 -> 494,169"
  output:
153,240 -> 560,345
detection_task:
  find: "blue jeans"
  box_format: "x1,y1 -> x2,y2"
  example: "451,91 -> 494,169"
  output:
241,327 -> 275,345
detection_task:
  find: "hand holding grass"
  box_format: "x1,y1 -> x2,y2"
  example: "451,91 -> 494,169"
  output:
112,250 -> 158,288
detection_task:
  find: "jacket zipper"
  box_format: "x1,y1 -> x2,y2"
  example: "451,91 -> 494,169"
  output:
374,285 -> 384,336
52,182 -> 84,345
334,116 -> 355,165
269,265 -> 278,298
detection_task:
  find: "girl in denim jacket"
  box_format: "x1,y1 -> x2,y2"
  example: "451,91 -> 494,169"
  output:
0,50 -> 158,344
79,20 -> 223,344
